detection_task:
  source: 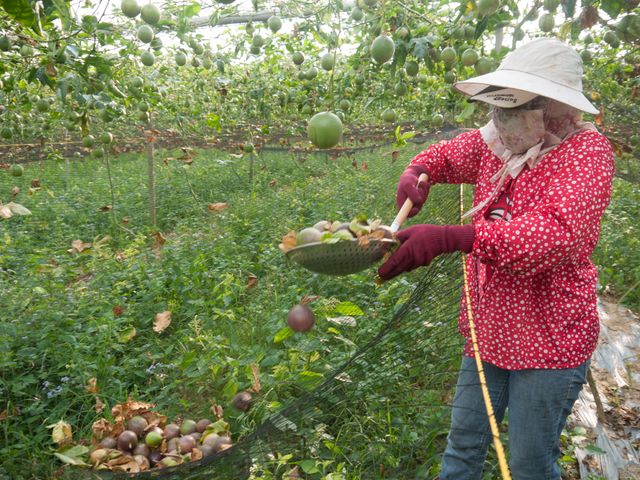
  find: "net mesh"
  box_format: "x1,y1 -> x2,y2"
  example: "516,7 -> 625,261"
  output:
62,151 -> 500,478
0,128 -> 503,480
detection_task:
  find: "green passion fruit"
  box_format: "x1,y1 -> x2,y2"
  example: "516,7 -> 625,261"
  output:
382,108 -> 397,123
121,0 -> 140,18
137,25 -> 154,43
292,51 -> 304,65
140,3 -> 160,25
267,15 -> 282,33
307,112 -> 342,149
370,35 -> 395,64
321,53 -> 335,71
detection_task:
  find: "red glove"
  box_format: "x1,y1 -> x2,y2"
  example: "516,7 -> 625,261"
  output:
378,224 -> 475,280
397,165 -> 431,218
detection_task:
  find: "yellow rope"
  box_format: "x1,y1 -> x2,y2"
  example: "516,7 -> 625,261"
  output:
460,184 -> 512,480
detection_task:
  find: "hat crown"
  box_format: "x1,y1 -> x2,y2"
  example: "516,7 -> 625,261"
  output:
498,38 -> 584,91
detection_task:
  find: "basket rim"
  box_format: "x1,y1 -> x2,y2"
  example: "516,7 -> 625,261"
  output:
284,237 -> 398,256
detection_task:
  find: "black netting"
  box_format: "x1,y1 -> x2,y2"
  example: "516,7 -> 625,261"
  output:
62,178 -> 500,479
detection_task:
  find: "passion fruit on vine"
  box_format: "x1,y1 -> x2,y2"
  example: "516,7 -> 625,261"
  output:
121,0 -> 140,18
307,112 -> 342,149
370,35 -> 395,64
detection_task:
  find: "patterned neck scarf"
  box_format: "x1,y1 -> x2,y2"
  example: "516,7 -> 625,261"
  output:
462,98 -> 596,219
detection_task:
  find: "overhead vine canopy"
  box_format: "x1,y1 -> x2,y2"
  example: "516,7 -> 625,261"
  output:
0,0 -> 638,146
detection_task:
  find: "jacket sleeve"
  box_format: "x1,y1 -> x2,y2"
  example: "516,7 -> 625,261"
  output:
472,131 -> 614,277
410,129 -> 484,185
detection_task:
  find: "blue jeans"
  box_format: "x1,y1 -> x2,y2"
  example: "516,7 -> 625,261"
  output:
440,356 -> 589,480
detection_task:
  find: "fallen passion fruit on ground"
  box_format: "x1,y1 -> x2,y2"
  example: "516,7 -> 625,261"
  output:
86,410 -> 235,473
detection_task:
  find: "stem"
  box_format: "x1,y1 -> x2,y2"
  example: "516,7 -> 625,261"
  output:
182,166 -> 206,213
618,277 -> 640,304
586,368 -> 606,425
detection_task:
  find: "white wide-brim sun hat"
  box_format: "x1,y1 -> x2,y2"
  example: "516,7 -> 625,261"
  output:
454,38 -> 599,115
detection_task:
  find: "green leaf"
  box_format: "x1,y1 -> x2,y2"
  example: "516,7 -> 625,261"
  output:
274,326 -> 294,343
298,459 -> 320,474
600,0 -> 624,19
335,301 -> 364,316
297,370 -> 324,389
560,0 -> 576,18
183,3 -> 201,18
54,444 -> 89,466
454,103 -> 476,122
0,0 -> 37,30
117,326 -> 136,343
53,452 -> 89,466
585,444 -> 607,454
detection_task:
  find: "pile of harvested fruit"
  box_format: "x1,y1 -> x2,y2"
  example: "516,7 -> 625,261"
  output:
86,400 -> 236,473
279,216 -> 394,252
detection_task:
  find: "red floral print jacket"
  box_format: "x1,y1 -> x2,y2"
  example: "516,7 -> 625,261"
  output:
410,128 -> 614,369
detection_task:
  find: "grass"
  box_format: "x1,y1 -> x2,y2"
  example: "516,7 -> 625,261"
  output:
0,141 -> 637,479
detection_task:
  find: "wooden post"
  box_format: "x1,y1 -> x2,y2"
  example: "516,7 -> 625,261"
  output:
146,119 -> 157,228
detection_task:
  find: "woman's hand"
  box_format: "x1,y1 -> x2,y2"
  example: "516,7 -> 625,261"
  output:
378,224 -> 475,280
397,165 -> 431,217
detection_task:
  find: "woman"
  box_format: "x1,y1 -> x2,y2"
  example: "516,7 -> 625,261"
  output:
379,38 -> 614,479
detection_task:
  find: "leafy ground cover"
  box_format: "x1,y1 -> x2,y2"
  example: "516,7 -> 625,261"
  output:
0,143 -> 637,479
0,142 -> 451,478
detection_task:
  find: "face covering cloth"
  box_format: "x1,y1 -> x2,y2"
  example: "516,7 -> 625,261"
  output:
462,98 -> 597,219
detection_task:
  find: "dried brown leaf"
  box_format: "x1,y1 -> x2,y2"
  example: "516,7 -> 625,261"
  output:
153,311 -> 171,333
108,455 -> 140,473
86,377 -> 99,394
49,419 -> 73,445
268,179 -> 277,187
579,6 -> 599,29
31,179 -> 41,188
11,186 -> 19,196
246,275 -> 258,290
300,295 -> 320,305
358,235 -> 370,247
250,363 -> 262,394
210,404 -> 224,419
208,202 -> 229,212
95,396 -> 105,414
279,230 -> 297,253
92,418 -> 119,441
0,204 -> 12,219
112,305 -> 124,317
68,239 -> 92,254
191,448 -> 204,461
391,151 -> 400,162
99,205 -> 112,212
45,63 -> 57,78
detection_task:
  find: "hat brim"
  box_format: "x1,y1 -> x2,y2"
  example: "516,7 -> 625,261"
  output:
454,69 -> 599,115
